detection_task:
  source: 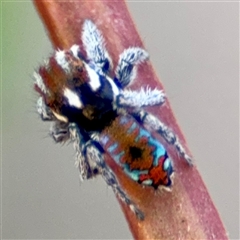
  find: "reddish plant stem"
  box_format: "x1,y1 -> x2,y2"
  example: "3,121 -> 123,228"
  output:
33,1 -> 228,239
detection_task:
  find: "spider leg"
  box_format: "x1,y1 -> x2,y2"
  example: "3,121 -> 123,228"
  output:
82,20 -> 112,73
49,120 -> 96,180
85,143 -> 145,220
50,121 -> 70,143
115,47 -> 149,88
36,97 -> 54,121
132,109 -> 193,165
117,88 -> 165,108
68,124 -> 99,180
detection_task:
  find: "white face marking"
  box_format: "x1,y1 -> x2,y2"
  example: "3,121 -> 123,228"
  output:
70,44 -> 80,58
34,71 -> 47,94
106,75 -> 120,96
52,110 -> 68,123
55,50 -> 70,72
64,88 -> 83,109
84,63 -> 101,91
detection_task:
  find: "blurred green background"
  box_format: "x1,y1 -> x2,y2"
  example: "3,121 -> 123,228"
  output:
2,1 -> 239,239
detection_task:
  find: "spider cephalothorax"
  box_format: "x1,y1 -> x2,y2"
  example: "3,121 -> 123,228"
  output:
34,19 -> 192,220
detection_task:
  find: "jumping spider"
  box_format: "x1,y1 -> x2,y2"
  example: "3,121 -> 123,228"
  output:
34,20 -> 192,220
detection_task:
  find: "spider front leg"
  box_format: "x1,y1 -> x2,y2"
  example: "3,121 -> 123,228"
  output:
85,143 -> 145,220
82,20 -> 112,73
133,109 -> 193,165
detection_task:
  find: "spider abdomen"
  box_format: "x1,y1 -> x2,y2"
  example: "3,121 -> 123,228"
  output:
99,114 -> 173,189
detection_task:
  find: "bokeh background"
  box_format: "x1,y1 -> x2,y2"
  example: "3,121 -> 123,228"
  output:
2,1 -> 239,239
